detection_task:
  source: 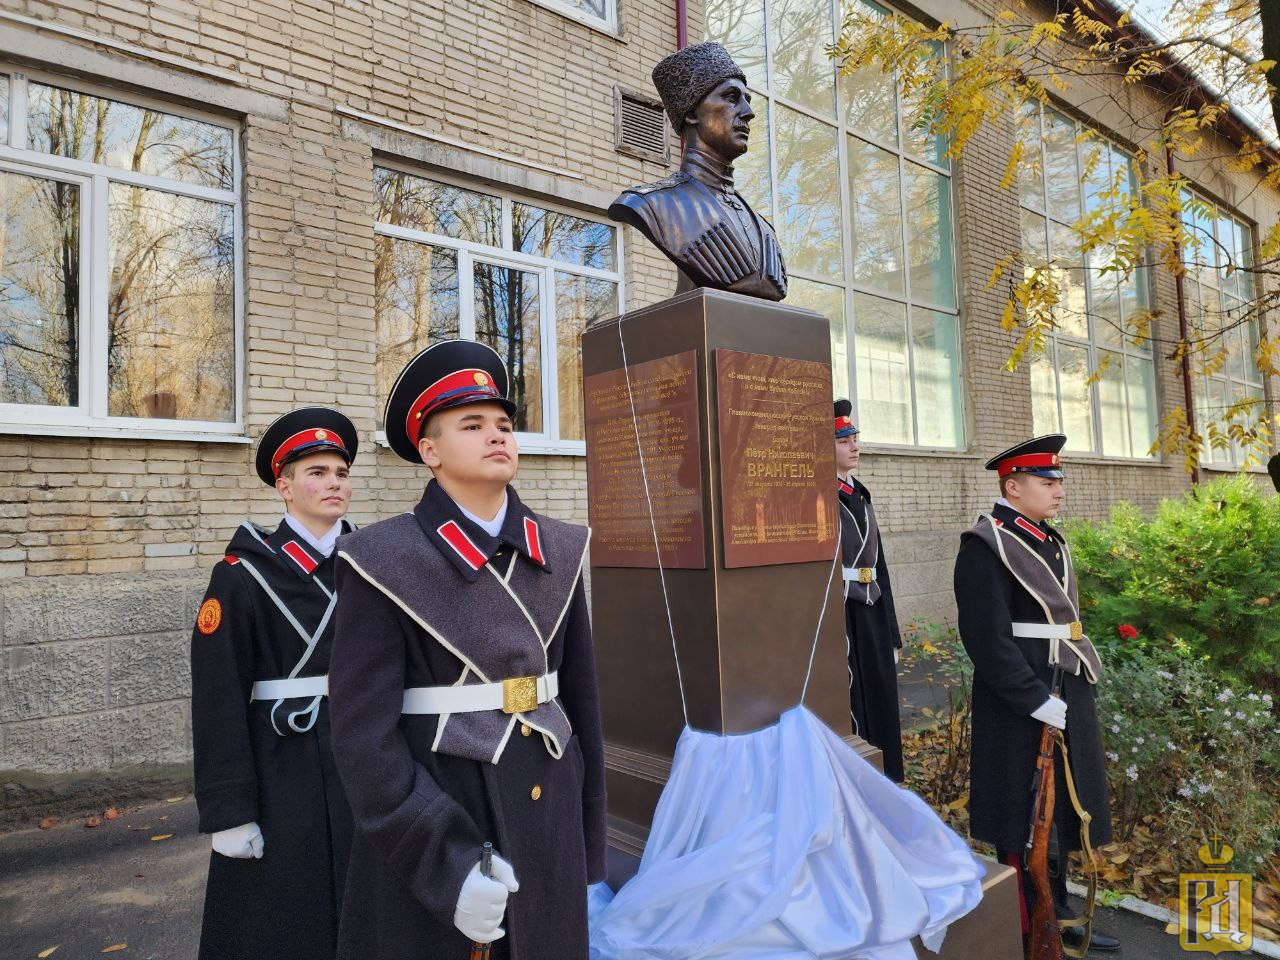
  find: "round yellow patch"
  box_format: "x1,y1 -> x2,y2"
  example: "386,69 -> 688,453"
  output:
314,429 -> 328,440
474,372 -> 489,386
197,598 -> 223,635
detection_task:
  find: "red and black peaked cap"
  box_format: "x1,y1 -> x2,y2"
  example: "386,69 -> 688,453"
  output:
985,434 -> 1068,479
384,339 -> 517,464
834,398 -> 858,438
255,407 -> 359,486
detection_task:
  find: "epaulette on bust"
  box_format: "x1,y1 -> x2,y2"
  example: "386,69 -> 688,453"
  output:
626,171 -> 692,196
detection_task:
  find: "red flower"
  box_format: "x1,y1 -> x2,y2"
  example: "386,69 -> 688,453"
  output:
1117,624 -> 1139,640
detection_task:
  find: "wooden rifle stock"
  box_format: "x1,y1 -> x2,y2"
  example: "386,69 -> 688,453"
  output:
1026,666 -> 1064,960
469,842 -> 495,960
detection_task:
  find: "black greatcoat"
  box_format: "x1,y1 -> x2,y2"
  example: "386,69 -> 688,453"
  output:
954,502 -> 1113,854
328,481 -> 607,960
839,477 -> 904,783
190,518 -> 354,960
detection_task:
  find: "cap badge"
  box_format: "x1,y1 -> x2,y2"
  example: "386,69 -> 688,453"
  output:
314,429 -> 328,441
474,372 -> 489,386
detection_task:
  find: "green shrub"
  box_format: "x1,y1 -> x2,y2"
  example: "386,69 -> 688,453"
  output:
1066,475 -> 1280,689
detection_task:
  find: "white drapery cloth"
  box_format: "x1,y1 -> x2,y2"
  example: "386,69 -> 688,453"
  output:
588,704 -> 984,960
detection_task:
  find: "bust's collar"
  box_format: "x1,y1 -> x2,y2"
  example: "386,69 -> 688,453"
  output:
682,147 -> 735,195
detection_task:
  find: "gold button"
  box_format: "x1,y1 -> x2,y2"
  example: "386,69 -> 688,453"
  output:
1055,552 -> 1061,560
520,724 -> 532,737
530,784 -> 542,801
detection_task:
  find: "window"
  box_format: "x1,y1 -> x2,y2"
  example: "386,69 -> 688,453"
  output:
706,0 -> 964,448
0,70 -> 240,435
1179,190 -> 1262,468
372,166 -> 622,453
1018,103 -> 1156,459
528,0 -> 618,32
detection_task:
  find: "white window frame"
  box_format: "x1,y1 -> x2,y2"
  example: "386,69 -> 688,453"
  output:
527,0 -> 619,34
713,0 -> 966,450
0,67 -> 245,441
372,163 -> 625,456
1019,102 -> 1158,461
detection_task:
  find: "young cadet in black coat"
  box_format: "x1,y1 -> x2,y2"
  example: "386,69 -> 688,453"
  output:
835,400 -> 905,782
953,435 -> 1119,953
328,340 -> 606,960
190,407 -> 359,960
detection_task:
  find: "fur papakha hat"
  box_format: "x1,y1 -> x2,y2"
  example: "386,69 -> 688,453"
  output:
651,42 -> 747,135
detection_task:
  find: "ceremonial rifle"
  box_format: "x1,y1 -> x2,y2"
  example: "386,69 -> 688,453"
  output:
1025,665 -> 1064,960
469,842 -> 495,960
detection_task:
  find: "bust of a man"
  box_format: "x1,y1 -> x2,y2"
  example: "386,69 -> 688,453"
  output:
609,43 -> 787,301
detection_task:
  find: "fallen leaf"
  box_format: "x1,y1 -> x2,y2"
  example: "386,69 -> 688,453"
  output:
38,947 -> 59,958
85,816 -> 102,829
101,946 -> 127,954
103,808 -> 121,821
165,796 -> 185,803
38,817 -> 59,830
1110,852 -> 1130,865
150,834 -> 173,842
1164,921 -> 1180,935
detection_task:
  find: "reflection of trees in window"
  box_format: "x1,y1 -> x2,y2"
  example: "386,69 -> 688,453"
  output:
513,203 -> 615,270
373,238 -> 460,408
554,273 -> 616,441
474,264 -> 541,432
0,172 -> 79,406
373,168 -> 500,244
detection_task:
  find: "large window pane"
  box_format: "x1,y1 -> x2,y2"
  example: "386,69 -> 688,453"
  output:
1030,352 -> 1060,434
374,238 -> 460,411
900,41 -> 947,165
513,203 -> 615,270
107,185 -> 234,421
475,263 -> 541,432
1048,220 -> 1087,339
903,160 -> 954,309
789,277 -> 848,400
769,0 -> 835,115
1057,342 -> 1094,452
0,171 -> 79,407
774,106 -> 842,279
912,307 -> 962,446
1126,355 -> 1156,458
853,293 -> 911,443
0,75 -> 9,144
27,83 -> 233,190
847,136 -> 903,295
373,168 -> 500,244
840,2 -> 897,144
1042,109 -> 1080,222
1021,209 -> 1047,269
705,0 -> 768,91
555,273 -> 616,441
1098,350 -> 1130,457
1017,102 -> 1044,210
1090,246 -> 1122,350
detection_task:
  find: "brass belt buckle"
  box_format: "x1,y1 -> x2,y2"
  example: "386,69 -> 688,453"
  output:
502,676 -> 539,714
858,567 -> 874,584
1069,620 -> 1083,641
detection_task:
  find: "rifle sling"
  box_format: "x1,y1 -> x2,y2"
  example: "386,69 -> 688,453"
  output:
1052,729 -> 1098,959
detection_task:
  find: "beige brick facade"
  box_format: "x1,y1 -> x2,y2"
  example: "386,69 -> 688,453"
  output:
0,0 -> 1275,773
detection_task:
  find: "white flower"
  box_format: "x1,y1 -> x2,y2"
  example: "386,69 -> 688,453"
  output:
1166,741 -> 1176,751
1131,746 -> 1139,754
1135,736 -> 1145,745
1111,724 -> 1121,733
1156,670 -> 1174,680
1213,769 -> 1226,779
1217,688 -> 1234,702
1263,694 -> 1273,704
1247,693 -> 1259,702
1178,785 -> 1193,798
1197,782 -> 1212,795
1113,714 -> 1123,722
1208,739 -> 1218,747
1106,751 -> 1119,762
1125,765 -> 1139,781
1235,710 -> 1247,720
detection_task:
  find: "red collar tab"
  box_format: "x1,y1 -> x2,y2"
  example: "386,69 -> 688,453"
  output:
437,520 -> 488,571
996,452 -> 1062,477
406,369 -> 503,447
523,516 -> 546,566
1014,516 -> 1048,542
223,554 -> 241,566
837,479 -> 854,495
282,540 -> 319,574
271,428 -> 349,479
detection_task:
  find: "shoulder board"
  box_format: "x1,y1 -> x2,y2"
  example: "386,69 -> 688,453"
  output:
628,172 -> 691,196
223,554 -> 241,566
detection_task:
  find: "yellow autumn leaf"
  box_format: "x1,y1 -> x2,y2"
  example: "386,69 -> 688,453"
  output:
1164,921 -> 1180,935
38,948 -> 59,958
150,834 -> 173,842
102,946 -> 127,954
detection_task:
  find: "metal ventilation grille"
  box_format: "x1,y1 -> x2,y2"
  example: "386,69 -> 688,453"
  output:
614,86 -> 669,164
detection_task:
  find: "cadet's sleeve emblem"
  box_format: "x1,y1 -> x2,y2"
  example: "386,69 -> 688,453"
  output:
197,598 -> 223,635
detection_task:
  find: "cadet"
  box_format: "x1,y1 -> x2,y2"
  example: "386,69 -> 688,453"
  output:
835,400 -> 904,782
953,435 -> 1118,953
328,340 -> 606,960
190,407 -> 359,960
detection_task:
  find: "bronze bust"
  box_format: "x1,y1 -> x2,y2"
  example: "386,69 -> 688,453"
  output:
609,43 -> 787,301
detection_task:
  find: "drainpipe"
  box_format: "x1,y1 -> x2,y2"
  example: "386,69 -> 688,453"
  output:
676,0 -> 688,49
1164,144 -> 1201,485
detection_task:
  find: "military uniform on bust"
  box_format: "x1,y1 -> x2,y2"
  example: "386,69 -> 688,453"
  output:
834,400 -> 904,782
953,435 -> 1119,954
191,407 -> 359,960
328,340 -> 606,960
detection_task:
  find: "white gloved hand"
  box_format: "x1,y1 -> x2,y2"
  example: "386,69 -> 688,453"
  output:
1031,695 -> 1067,730
211,821 -> 264,859
894,648 -> 901,665
453,854 -> 519,943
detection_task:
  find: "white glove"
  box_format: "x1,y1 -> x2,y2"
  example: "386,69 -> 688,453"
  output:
211,821 -> 264,859
894,648 -> 901,665
453,854 -> 519,943
1031,695 -> 1067,730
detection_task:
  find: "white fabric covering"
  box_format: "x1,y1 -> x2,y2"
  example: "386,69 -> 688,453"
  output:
589,704 -> 984,959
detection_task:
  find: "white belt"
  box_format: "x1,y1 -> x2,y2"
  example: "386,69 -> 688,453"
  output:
842,565 -> 877,584
402,672 -> 559,716
1011,621 -> 1084,641
251,675 -> 328,700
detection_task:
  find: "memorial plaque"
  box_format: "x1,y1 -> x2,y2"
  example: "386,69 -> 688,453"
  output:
584,350 -> 705,568
716,349 -> 837,568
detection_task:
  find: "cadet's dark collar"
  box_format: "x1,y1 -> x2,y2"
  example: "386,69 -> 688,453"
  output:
270,518 -> 348,579
682,147 -> 735,196
414,480 -> 549,582
991,502 -> 1059,545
